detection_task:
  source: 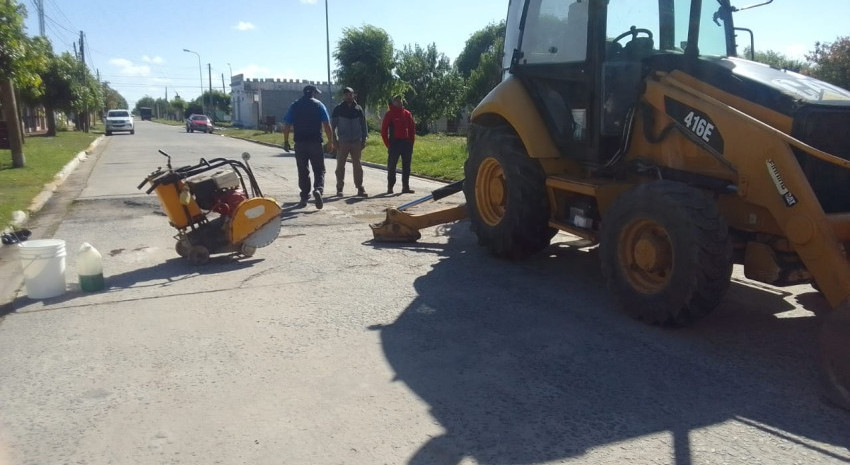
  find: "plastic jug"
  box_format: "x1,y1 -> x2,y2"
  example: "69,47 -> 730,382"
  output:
77,242 -> 104,292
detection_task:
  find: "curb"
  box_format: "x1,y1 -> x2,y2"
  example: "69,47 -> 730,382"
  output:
6,136 -> 103,231
224,134 -> 455,184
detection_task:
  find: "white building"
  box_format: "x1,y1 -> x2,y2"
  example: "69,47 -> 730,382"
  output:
230,74 -> 333,129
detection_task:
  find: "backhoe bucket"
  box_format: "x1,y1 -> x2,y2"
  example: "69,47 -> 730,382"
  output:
370,206 -> 468,242
370,180 -> 467,242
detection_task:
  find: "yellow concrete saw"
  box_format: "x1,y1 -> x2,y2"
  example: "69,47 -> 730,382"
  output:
138,150 -> 281,265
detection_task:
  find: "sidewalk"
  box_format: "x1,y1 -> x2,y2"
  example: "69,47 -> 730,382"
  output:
0,137 -> 104,314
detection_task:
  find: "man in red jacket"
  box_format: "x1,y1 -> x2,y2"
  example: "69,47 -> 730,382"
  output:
380,95 -> 416,194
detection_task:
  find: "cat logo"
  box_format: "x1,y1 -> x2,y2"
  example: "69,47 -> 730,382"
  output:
766,160 -> 798,207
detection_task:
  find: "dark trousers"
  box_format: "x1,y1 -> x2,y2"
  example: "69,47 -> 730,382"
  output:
295,141 -> 326,200
387,139 -> 413,189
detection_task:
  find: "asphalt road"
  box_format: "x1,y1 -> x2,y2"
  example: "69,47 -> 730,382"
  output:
0,121 -> 847,465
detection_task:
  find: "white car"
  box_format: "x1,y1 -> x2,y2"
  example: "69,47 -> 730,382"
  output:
104,109 -> 135,135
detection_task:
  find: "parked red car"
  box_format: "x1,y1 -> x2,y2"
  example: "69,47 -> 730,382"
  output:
186,114 -> 214,133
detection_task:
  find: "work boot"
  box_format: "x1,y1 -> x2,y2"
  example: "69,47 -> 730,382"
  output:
402,187 -> 415,194
296,199 -> 307,208
313,189 -> 323,209
357,187 -> 368,197
387,185 -> 394,194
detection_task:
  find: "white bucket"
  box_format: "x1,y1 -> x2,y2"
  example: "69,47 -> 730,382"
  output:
17,239 -> 67,299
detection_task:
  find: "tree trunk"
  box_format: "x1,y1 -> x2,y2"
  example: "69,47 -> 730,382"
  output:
45,105 -> 57,137
14,86 -> 25,145
0,79 -> 25,168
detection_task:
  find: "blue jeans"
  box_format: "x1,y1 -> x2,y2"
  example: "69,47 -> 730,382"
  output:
295,141 -> 325,200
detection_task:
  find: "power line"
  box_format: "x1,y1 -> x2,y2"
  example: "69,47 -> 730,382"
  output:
44,21 -> 75,47
42,10 -> 75,35
44,0 -> 74,31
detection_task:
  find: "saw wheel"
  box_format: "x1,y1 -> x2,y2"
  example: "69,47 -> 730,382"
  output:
175,238 -> 191,258
240,243 -> 257,257
188,245 -> 210,266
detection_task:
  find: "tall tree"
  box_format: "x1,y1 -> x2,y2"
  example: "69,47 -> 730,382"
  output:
19,48 -> 108,136
806,37 -> 850,90
456,22 -> 506,107
134,96 -> 156,113
744,47 -> 806,73
334,25 -> 395,113
395,43 -> 464,134
0,0 -> 35,167
71,63 -> 102,132
101,82 -> 127,112
169,96 -> 187,120
456,22 -> 505,78
201,90 -> 230,120
32,52 -> 77,135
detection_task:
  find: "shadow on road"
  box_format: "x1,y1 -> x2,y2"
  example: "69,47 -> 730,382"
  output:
5,255 -> 263,314
371,224 -> 850,465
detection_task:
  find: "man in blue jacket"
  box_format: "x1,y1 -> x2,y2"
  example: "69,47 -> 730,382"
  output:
331,87 -> 369,197
282,85 -> 335,209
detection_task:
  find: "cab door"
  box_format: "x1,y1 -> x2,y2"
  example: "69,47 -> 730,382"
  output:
509,0 -> 599,161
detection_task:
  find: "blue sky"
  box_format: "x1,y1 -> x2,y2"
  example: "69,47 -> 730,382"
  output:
21,0 -> 850,109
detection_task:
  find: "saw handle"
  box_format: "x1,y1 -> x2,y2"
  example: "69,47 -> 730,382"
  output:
158,150 -> 172,169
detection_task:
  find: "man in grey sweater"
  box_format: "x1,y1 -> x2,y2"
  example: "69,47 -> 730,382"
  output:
331,87 -> 369,197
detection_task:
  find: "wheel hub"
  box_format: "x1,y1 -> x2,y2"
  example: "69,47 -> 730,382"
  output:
476,157 -> 507,227
621,219 -> 673,293
634,235 -> 670,273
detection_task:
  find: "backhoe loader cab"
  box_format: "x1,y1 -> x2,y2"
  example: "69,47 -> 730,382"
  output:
462,0 -> 850,409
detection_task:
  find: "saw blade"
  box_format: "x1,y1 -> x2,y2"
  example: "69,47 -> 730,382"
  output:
242,217 -> 281,248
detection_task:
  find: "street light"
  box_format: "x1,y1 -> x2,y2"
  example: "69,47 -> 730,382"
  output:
325,0 -> 332,97
183,48 -> 204,115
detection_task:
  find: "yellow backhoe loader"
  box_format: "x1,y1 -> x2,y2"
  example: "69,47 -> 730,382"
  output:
371,0 -> 850,409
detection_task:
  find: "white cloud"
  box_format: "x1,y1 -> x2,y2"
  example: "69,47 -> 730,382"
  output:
142,55 -> 164,64
239,64 -> 272,78
234,21 -> 256,31
109,58 -> 151,76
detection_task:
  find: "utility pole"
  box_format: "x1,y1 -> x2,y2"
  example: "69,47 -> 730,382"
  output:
221,73 -> 225,93
182,49 -> 203,115
36,0 -> 45,36
79,31 -> 89,132
208,63 -> 213,119
97,69 -> 103,120
325,0 -> 333,97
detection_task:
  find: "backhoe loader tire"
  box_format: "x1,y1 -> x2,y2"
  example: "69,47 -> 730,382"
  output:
464,124 -> 556,260
600,181 -> 732,326
819,301 -> 850,410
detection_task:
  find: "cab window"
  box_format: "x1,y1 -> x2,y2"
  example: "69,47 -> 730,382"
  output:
521,0 -> 589,64
606,2 -> 660,61
692,0 -> 728,57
